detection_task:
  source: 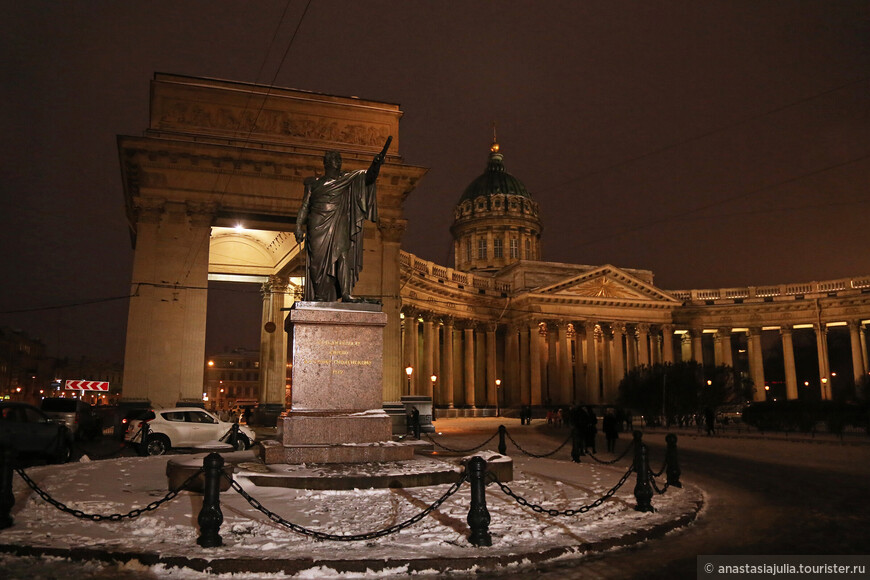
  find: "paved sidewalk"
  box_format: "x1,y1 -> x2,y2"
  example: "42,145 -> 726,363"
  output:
0,418 -> 702,578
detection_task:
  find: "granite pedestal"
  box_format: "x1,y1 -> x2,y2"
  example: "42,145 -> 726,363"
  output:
260,302 -> 414,464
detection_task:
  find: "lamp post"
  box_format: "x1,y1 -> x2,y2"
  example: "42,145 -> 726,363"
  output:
821,377 -> 829,400
495,379 -> 502,417
405,366 -> 413,396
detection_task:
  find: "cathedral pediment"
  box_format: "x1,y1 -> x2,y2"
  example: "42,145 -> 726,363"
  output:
533,265 -> 681,304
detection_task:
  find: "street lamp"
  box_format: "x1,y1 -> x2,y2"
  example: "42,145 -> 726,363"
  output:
405,366 -> 413,396
430,374 -> 437,397
821,377 -> 829,400
495,379 -> 502,417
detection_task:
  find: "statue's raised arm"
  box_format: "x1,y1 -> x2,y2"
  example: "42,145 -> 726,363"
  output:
366,136 -> 392,185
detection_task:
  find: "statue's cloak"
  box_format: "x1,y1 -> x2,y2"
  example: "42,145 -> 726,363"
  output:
299,169 -> 377,301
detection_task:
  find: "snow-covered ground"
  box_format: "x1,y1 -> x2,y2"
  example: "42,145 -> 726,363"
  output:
0,428 -> 701,579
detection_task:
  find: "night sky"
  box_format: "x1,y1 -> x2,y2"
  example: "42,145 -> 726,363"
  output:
2,1 -> 869,364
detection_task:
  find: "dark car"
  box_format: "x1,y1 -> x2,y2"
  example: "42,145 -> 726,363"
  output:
0,402 -> 73,464
39,397 -> 102,440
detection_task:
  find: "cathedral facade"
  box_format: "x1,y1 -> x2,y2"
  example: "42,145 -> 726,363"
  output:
399,140 -> 870,415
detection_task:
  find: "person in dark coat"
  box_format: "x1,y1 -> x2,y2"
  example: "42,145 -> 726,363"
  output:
602,411 -> 619,453
584,406 -> 597,454
704,407 -> 716,436
410,406 -> 421,439
571,405 -> 588,457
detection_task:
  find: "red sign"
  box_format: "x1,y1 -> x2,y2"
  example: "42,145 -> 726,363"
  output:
65,380 -> 110,391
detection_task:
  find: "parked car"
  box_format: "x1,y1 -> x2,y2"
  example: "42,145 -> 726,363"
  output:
40,397 -> 102,440
124,407 -> 256,456
0,401 -> 73,464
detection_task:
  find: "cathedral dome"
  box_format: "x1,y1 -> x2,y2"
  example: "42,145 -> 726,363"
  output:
451,141 -> 542,274
459,143 -> 533,204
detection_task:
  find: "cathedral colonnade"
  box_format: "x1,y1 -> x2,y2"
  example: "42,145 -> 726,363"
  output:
399,302 -> 870,412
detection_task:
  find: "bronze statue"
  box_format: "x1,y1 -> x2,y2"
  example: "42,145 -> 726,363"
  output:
294,137 -> 391,302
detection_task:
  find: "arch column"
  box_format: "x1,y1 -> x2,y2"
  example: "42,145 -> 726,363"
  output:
747,327 -> 766,402
122,201 -> 214,407
780,325 -> 798,400
259,275 -> 290,408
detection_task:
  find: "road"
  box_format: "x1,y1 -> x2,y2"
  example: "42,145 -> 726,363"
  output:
484,425 -> 870,579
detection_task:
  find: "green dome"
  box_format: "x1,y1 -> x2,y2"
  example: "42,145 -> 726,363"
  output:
459,147 -> 532,204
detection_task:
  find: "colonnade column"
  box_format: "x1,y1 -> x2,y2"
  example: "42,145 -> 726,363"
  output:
637,323 -> 650,367
585,322 -> 600,404
815,324 -> 831,400
485,324 -> 498,407
463,323 -> 476,408
661,325 -> 675,364
651,332 -> 663,365
258,275 -> 290,408
505,324 -> 520,408
519,325 -> 531,406
403,310 -> 419,395
860,323 -> 869,378
557,321 -> 572,405
601,324 -> 614,403
714,328 -> 733,368
573,322 -> 588,404
545,322 -> 558,405
848,321 -> 867,384
422,315 -> 435,397
529,322 -> 543,406
780,326 -> 799,400
691,328 -> 704,364
441,317 -> 455,408
625,328 -> 638,371
611,323 -> 626,395
747,327 -> 766,402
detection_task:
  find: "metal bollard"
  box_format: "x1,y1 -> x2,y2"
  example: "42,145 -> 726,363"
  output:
665,433 -> 682,488
138,422 -> 151,457
466,456 -> 492,547
632,431 -> 655,512
0,447 -> 15,529
196,452 -> 224,548
570,423 -> 584,463
498,425 -> 507,455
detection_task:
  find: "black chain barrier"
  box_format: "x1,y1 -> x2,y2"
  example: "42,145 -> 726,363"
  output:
504,428 -> 573,459
224,471 -> 468,542
649,472 -> 670,495
650,460 -> 667,478
586,440 -> 635,465
14,466 -> 204,522
423,431 -> 499,454
488,464 -> 635,516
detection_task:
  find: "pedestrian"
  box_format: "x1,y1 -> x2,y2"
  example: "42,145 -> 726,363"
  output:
704,407 -> 716,436
243,406 -> 252,425
603,410 -> 619,453
585,406 -> 597,454
410,406 -> 421,439
571,405 -> 588,457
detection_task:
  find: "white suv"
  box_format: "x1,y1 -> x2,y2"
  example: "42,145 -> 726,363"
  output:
125,407 -> 256,455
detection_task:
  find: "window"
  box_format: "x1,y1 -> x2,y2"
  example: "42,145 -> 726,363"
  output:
493,237 -> 503,258
509,238 -> 519,259
525,239 -> 532,259
477,238 -> 487,260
